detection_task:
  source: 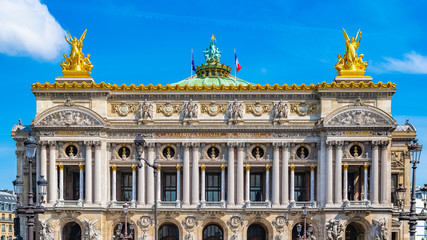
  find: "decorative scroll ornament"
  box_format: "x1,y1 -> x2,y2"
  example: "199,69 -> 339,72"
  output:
326,219 -> 343,240
227,216 -> 243,240
138,215 -> 153,240
38,109 -> 102,126
82,219 -> 100,240
326,109 -> 391,126
60,29 -> 93,77
182,216 -> 198,240
272,216 -> 289,240
182,99 -> 199,118
291,103 -> 317,116
227,100 -> 244,124
272,100 -> 289,119
112,103 -> 137,117
246,101 -> 270,116
334,28 -> 367,77
39,219 -> 54,240
201,102 -> 226,116
372,218 -> 388,240
157,102 -> 181,117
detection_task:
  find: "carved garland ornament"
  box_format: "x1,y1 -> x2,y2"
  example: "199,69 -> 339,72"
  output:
156,102 -> 181,117
272,215 -> 289,240
201,102 -> 226,116
291,103 -> 317,116
227,216 -> 243,240
111,103 -> 137,116
37,109 -> 102,126
137,215 -> 153,240
246,101 -> 270,116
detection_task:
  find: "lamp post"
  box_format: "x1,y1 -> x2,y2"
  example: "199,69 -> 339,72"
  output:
296,204 -> 314,240
13,136 -> 47,240
116,202 -> 133,239
134,134 -> 158,240
398,139 -> 427,240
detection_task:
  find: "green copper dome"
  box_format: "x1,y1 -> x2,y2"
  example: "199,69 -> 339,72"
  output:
173,75 -> 252,86
172,35 -> 252,86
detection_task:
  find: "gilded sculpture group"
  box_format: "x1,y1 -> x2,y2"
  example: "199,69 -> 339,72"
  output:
60,28 -> 368,78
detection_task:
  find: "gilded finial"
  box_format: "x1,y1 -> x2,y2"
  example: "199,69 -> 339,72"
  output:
69,146 -> 74,157
211,34 -> 215,41
122,147 -> 127,158
60,29 -> 93,78
335,28 -> 368,78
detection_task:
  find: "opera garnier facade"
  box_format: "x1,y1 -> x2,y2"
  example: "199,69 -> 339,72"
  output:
12,30 -> 415,240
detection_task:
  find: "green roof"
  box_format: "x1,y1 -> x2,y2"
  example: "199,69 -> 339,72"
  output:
172,75 -> 253,86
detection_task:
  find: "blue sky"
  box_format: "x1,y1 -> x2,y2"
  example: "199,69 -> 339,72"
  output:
0,0 -> 426,189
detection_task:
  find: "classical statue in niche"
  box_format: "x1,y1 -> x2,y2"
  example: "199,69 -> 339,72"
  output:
273,100 -> 288,119
182,99 -> 199,119
137,99 -> 154,119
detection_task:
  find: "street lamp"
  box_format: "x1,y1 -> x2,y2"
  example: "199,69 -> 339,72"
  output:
399,139 -> 427,240
13,136 -> 47,240
296,204 -> 315,240
116,202 -> 133,239
396,184 -> 406,211
134,134 -> 158,240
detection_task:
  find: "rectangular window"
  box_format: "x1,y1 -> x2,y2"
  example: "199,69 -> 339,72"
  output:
295,173 -> 307,201
162,172 -> 177,202
250,172 -> 264,202
8,225 -> 11,232
391,174 -> 398,206
1,214 -> 4,221
206,172 -> 221,202
120,172 -> 133,201
8,215 -> 10,221
2,224 -> 4,232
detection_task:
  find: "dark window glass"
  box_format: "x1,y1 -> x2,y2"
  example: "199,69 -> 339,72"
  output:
391,174 -> 398,206
247,224 -> 266,240
208,147 -> 220,159
121,172 -> 133,201
295,173 -> 306,201
159,224 -> 179,240
206,173 -> 221,202
250,172 -> 264,202
345,224 -> 358,240
203,224 -> 223,240
162,172 -> 177,202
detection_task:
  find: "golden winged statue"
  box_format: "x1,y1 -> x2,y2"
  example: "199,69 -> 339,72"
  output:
335,28 -> 367,77
60,29 -> 93,77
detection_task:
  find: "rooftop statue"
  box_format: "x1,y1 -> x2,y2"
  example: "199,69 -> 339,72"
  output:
60,29 -> 93,78
203,34 -> 222,63
335,28 -> 367,77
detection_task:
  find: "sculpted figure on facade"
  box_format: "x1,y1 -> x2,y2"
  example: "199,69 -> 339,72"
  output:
326,219 -> 343,240
82,218 -> 100,240
272,100 -> 289,119
61,29 -> 93,77
372,218 -> 388,240
137,99 -> 154,124
227,215 -> 243,240
334,28 -> 367,77
39,219 -> 54,240
182,216 -> 198,240
327,109 -> 390,126
227,99 -> 244,124
182,99 -> 199,119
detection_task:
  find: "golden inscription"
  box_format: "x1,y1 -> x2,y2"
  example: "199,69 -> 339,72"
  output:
344,131 -> 371,135
156,133 -> 270,138
55,131 -> 84,135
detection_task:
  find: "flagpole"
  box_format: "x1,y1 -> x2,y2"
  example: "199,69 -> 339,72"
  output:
234,48 -> 237,79
191,48 -> 193,78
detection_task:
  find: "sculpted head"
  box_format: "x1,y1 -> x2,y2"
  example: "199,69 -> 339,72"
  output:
350,36 -> 355,42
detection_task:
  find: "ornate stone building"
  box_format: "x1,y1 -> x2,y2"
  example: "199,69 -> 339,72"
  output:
12,33 -> 416,239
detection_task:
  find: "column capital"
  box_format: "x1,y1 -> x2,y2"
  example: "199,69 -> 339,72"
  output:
132,166 -> 137,171
265,165 -> 270,171
58,165 -> 64,170
290,166 -> 295,171
343,165 -> 348,170
40,141 -> 49,148
379,140 -> 389,148
84,141 -> 93,147
245,165 -> 250,171
176,165 -> 181,171
94,141 -> 102,149
282,142 -> 290,149
221,165 -> 225,171
326,141 -> 334,149
146,142 -> 155,149
200,165 -> 206,171
79,165 -> 84,170
48,141 -> 57,147
111,166 -> 117,171
190,142 -> 200,148
183,142 -> 191,148
272,142 -> 281,149
335,141 -> 344,147
310,166 -> 315,171
227,142 -> 237,148
364,164 -> 369,170
372,141 -> 380,149
237,142 -> 245,149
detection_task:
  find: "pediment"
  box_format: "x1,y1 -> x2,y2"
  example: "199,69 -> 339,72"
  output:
324,106 -> 395,127
34,106 -> 104,127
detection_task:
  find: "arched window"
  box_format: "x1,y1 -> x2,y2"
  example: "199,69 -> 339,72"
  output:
345,222 -> 365,240
291,222 -> 315,240
113,223 -> 135,240
247,224 -> 266,240
159,223 -> 179,240
203,224 -> 223,240
62,222 -> 81,240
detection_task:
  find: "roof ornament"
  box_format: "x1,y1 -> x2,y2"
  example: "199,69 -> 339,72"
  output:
335,28 -> 367,78
60,29 -> 93,78
203,34 -> 222,64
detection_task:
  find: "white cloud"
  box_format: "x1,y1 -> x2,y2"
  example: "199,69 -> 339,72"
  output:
0,0 -> 67,61
377,51 -> 427,74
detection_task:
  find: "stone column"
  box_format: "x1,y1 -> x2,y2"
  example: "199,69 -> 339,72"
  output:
363,164 -> 368,202
371,142 -> 379,205
290,166 -> 295,203
40,142 -> 47,182
138,159 -> 145,206
176,166 -> 181,203
343,165 -> 348,202
84,142 -> 92,204
326,141 -> 333,206
281,143 -> 289,206
380,142 -> 389,205
334,141 -> 343,205
200,166 -> 205,204
132,166 -> 137,206
94,142 -> 102,204
48,142 -> 57,204
157,166 -> 161,203
182,143 -> 191,206
191,143 -> 200,205
310,166 -> 315,203
147,143 -> 155,205
265,165 -> 270,203
245,165 -> 250,203
236,143 -> 245,206
58,165 -> 64,201
227,143 -> 235,206
111,166 -> 117,202
79,165 -> 84,203
272,143 -> 280,207
221,165 -> 225,203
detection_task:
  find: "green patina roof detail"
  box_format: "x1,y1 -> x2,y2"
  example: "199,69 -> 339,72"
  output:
172,75 -> 252,86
